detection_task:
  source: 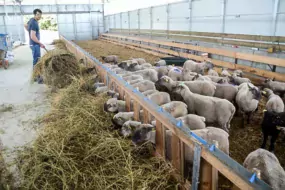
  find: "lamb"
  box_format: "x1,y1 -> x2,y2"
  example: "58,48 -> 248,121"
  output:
261,110 -> 285,152
155,76 -> 216,97
130,58 -> 146,65
205,75 -> 228,83
262,88 -> 284,112
221,68 -> 231,77
121,121 -> 142,138
132,126 -> 229,176
155,60 -> 167,66
118,60 -> 133,70
95,86 -> 108,94
168,67 -> 183,81
94,82 -> 105,89
154,66 -> 170,79
101,55 -> 118,64
208,69 -> 219,77
131,80 -> 156,92
123,75 -> 144,81
233,69 -> 243,77
142,89 -> 159,96
213,83 -> 238,102
104,98 -> 127,113
112,111 -> 144,129
243,149 -> 285,190
263,78 -> 285,95
172,83 -> 235,132
183,60 -> 206,74
123,69 -> 158,82
192,74 -> 212,81
148,92 -> 171,106
228,73 -> 251,85
182,68 -> 197,81
235,83 -> 261,126
127,79 -> 142,85
160,101 -> 188,118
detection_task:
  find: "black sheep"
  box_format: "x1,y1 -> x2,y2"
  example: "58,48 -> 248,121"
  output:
261,110 -> 285,152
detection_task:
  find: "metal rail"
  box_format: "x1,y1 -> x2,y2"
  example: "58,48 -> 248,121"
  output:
60,34 -> 272,190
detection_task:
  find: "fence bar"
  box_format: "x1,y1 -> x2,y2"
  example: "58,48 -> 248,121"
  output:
133,101 -> 140,121
192,143 -> 202,190
125,94 -> 131,112
155,121 -> 165,158
171,134 -> 184,180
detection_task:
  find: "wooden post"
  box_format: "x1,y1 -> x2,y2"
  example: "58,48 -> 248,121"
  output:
119,87 -> 124,100
171,134 -> 184,180
125,94 -> 131,112
133,101 -> 140,121
155,121 -> 165,158
143,108 -> 150,124
199,159 -> 213,190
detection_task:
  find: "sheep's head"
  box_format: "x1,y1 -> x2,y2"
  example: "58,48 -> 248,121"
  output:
261,88 -> 273,98
132,124 -> 155,145
172,83 -> 189,101
112,112 -> 134,128
118,61 -> 130,69
127,62 -> 139,71
264,111 -> 285,127
155,60 -> 166,66
247,83 -> 261,100
104,98 -> 119,113
121,121 -> 141,138
217,78 -> 228,84
155,76 -> 173,92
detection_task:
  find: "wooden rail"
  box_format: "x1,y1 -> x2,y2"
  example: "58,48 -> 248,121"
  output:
60,35 -> 273,190
102,33 -> 285,82
110,28 -> 285,51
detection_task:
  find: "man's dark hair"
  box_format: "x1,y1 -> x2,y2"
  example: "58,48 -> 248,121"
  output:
33,9 -> 42,15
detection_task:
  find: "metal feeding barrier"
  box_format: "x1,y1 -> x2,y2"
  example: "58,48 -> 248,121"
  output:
60,35 -> 272,190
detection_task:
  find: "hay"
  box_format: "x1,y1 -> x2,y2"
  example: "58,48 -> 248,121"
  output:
33,49 -> 80,88
51,39 -> 67,50
16,77 -> 180,190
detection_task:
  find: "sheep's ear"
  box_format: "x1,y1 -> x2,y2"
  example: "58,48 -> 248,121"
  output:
263,109 -> 267,112
272,77 -> 275,81
262,91 -> 267,95
247,83 -> 252,89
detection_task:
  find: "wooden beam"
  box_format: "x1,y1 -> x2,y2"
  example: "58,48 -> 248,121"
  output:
199,159 -> 213,190
125,94 -> 131,112
143,108 -> 150,124
133,101 -> 140,121
103,36 -> 285,82
155,121 -> 165,158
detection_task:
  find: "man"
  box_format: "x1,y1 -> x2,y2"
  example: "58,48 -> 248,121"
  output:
24,9 -> 45,67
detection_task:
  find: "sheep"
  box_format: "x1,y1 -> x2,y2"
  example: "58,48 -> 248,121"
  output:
106,90 -> 119,99
205,75 -> 228,83
228,73 -> 251,85
148,92 -> 171,106
155,76 -> 216,97
111,111 -> 144,129
192,74 -> 212,82
154,66 -> 170,79
233,69 -> 243,77
243,149 -> 285,190
123,75 -> 144,82
221,68 -> 231,77
121,121 -> 142,138
132,126 -> 229,176
131,80 -> 156,92
262,88 -> 284,112
263,78 -> 285,95
213,83 -> 238,102
235,83 -> 261,126
101,55 -> 118,64
104,98 -> 128,113
94,82 -> 105,89
183,60 -> 206,74
130,58 -> 146,65
261,110 -> 285,152
151,114 -> 206,130
182,68 -> 197,81
172,83 -> 235,132
127,79 -> 142,85
123,69 -> 158,82
208,69 -> 219,77
118,60 -> 132,70
142,89 -> 159,96
95,86 -> 108,94
160,101 -> 188,118
168,67 -> 183,81
155,60 -> 167,66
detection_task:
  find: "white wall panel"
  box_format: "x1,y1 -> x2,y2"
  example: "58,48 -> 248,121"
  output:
121,12 -> 129,29
169,2 -> 190,31
152,5 -> 167,30
130,10 -> 139,29
140,8 -> 151,30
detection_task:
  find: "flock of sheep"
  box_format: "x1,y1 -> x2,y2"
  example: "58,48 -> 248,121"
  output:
96,55 -> 285,189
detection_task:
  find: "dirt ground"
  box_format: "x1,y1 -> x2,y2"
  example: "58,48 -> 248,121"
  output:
76,39 -> 285,169
0,45 -> 51,186
75,40 -> 160,64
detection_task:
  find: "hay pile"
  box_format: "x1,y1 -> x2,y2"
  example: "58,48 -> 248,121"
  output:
33,47 -> 80,88
16,77 -> 180,189
51,39 -> 67,50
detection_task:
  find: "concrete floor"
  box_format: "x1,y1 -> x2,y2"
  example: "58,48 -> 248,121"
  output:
0,45 -> 51,182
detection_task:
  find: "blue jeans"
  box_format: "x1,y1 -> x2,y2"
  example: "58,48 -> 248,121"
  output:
30,44 -> 41,66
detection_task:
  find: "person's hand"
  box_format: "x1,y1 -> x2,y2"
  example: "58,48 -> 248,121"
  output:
40,43 -> 45,48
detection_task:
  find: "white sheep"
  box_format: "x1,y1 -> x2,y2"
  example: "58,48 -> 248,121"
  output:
155,60 -> 167,66
243,149 -> 285,190
123,69 -> 158,82
148,91 -> 171,106
131,80 -> 156,92
193,74 -> 212,81
142,89 -> 159,96
154,66 -> 170,79
95,86 -> 108,94
172,83 -> 235,132
262,88 -> 284,112
121,121 -> 142,138
168,67 -> 183,81
208,69 -> 219,77
130,58 -> 146,65
235,83 -> 261,126
104,98 -> 128,113
182,68 -> 197,81
123,75 -> 144,81
228,73 -> 251,85
233,69 -> 243,77
101,55 -> 118,64
205,75 -> 228,83
213,83 -> 238,102
155,76 -> 216,97
183,60 -> 206,74
112,111 -> 144,128
263,78 -> 285,94
221,68 -> 231,77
